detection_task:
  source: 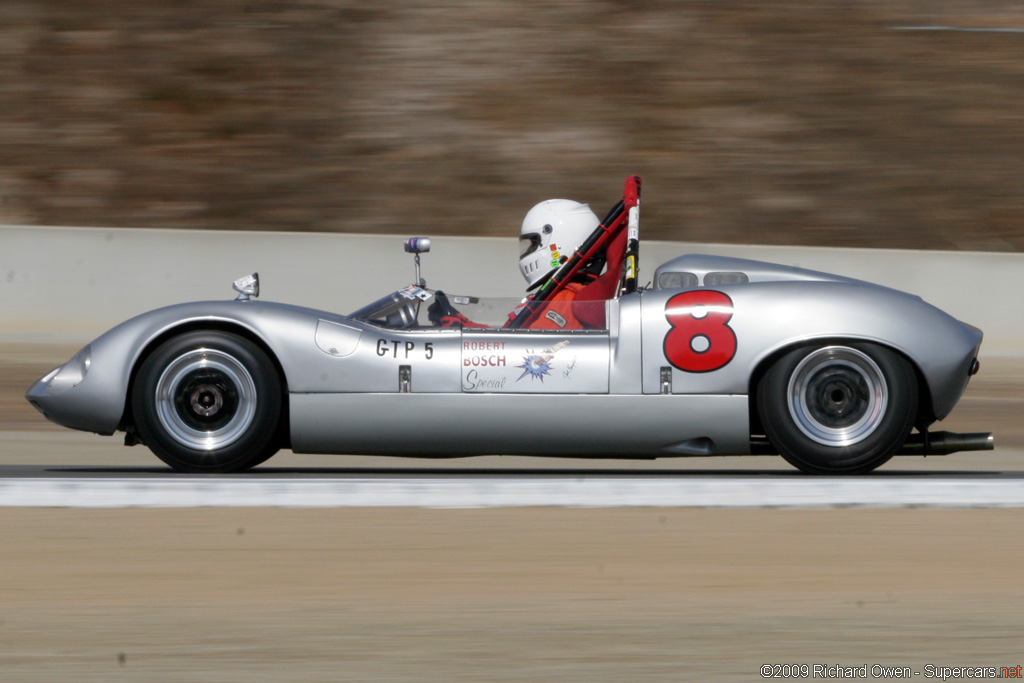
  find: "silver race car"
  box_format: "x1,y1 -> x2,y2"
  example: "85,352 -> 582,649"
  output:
27,178 -> 992,474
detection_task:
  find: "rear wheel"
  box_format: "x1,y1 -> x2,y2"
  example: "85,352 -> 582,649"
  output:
756,343 -> 917,475
131,331 -> 282,472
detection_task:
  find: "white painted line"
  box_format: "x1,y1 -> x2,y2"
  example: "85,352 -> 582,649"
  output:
1,476 -> 1023,508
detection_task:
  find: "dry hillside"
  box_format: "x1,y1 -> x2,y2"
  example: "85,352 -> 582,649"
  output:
2,1 -> 1024,249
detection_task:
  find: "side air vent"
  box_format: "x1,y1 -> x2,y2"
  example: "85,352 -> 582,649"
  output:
704,271 -> 749,286
657,271 -> 698,290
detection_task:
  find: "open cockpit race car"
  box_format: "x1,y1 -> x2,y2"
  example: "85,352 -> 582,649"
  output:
27,177 -> 993,474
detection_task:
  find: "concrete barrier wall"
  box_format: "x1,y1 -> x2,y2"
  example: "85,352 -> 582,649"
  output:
4,225 -> 1023,355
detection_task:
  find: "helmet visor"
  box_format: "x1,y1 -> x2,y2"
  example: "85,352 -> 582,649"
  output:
519,233 -> 543,259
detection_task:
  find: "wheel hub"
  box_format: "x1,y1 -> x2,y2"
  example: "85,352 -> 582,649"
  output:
190,385 -> 223,417
155,349 -> 257,451
807,371 -> 868,426
179,372 -> 235,421
787,346 -> 887,447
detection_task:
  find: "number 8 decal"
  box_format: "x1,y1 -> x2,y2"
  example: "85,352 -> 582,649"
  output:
663,290 -> 737,373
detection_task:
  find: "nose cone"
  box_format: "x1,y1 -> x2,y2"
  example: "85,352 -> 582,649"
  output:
22,345 -> 105,432
25,368 -> 60,420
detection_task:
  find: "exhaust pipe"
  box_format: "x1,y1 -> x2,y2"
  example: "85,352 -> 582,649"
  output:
898,431 -> 994,456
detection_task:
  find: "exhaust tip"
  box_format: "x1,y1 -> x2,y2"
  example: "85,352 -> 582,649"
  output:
899,431 -> 994,456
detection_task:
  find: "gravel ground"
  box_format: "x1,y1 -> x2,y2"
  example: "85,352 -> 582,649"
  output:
2,507 -> 1023,682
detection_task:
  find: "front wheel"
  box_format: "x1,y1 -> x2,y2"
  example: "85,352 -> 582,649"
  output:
131,331 -> 283,473
756,343 -> 917,475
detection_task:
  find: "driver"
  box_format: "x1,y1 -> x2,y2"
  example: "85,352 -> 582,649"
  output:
430,198 -> 624,329
512,199 -> 602,330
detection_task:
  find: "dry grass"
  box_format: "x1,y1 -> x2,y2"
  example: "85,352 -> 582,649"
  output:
2,2 -> 1024,249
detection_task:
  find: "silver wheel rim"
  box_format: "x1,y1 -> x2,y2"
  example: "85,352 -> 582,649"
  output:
154,348 -> 258,451
787,346 -> 887,447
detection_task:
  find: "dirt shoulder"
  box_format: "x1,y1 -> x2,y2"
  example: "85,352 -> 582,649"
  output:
2,507 -> 1022,681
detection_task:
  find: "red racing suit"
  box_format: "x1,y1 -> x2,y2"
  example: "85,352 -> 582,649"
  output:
525,282 -> 587,330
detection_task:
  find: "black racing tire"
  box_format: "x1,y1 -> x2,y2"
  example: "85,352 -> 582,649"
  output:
131,331 -> 282,473
756,342 -> 917,475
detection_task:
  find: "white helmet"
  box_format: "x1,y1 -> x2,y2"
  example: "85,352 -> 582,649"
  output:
518,199 -> 599,289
